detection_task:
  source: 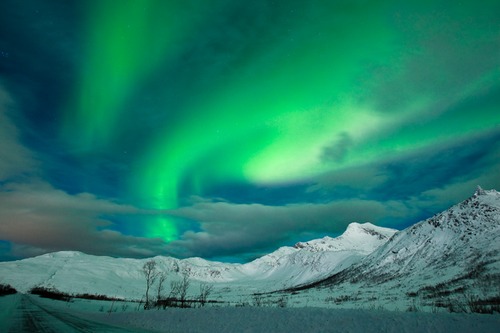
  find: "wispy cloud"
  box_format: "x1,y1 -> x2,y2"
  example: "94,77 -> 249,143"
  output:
312,128 -> 500,200
321,132 -> 353,163
0,179 -> 171,259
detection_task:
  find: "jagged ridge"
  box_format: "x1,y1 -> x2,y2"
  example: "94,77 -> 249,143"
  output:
308,187 -> 500,294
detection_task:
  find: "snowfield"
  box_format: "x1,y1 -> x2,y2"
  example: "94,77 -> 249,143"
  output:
88,307 -> 500,333
2,295 -> 499,333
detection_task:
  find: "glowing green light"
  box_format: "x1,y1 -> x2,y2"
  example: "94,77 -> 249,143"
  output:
58,0 -> 500,243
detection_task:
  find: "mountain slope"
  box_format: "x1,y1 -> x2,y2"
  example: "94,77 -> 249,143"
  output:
242,222 -> 396,288
312,187 -> 500,299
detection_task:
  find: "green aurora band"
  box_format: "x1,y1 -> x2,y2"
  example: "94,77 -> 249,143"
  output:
61,0 -> 500,241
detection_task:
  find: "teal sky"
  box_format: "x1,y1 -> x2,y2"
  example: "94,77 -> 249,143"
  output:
0,0 -> 499,261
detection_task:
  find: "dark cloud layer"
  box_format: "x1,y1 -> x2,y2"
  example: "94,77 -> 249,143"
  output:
164,198 -> 410,259
0,177 -> 171,260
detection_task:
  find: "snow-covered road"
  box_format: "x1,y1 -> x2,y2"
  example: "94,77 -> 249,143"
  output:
0,294 -> 143,333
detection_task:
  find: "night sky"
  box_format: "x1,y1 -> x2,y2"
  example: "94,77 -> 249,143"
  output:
0,0 -> 499,262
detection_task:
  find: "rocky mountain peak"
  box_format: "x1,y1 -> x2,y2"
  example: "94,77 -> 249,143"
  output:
475,185 -> 486,196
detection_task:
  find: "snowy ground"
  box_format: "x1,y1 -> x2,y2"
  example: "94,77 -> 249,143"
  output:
90,307 -> 500,333
4,295 -> 496,333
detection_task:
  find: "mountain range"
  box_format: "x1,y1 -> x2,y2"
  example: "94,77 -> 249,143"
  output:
301,186 -> 500,292
0,187 -> 498,311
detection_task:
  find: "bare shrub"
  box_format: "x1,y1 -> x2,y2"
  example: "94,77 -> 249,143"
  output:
199,283 -> 214,307
155,272 -> 168,307
73,293 -> 121,301
276,295 -> 288,308
406,298 -> 421,312
235,299 -> 251,307
170,268 -> 191,308
142,260 -> 160,309
252,293 -> 264,307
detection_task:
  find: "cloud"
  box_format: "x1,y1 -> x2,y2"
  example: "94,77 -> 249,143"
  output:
312,128 -> 500,199
0,86 -> 172,259
0,86 -> 38,180
164,198 -> 411,259
0,180 -> 171,258
371,130 -> 500,199
321,132 -> 353,163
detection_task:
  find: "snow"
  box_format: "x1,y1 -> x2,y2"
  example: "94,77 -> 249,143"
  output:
10,295 -> 499,333
294,222 -> 396,254
90,306 -> 500,333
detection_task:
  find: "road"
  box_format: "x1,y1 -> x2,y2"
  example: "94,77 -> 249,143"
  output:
1,294 -> 145,333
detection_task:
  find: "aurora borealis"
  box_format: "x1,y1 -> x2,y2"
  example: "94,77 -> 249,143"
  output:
0,0 -> 499,261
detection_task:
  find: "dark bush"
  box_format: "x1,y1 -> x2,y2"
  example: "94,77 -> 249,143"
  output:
154,297 -> 195,309
73,293 -> 122,301
0,283 -> 17,296
29,286 -> 72,301
467,295 -> 500,314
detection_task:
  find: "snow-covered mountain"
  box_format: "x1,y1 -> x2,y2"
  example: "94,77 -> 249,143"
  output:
309,186 -> 500,302
294,222 -> 394,253
0,222 -> 396,299
242,222 -> 396,288
1,187 -> 498,310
